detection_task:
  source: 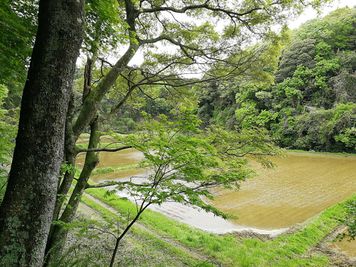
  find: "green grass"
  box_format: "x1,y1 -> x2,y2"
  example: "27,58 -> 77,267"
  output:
91,164 -> 139,176
81,195 -> 213,267
86,188 -> 355,266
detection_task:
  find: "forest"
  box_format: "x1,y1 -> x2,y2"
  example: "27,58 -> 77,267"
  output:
0,0 -> 355,266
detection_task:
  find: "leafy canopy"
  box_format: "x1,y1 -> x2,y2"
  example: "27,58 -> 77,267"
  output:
105,105 -> 280,216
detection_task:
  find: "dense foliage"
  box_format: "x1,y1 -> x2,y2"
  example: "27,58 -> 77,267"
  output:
0,1 -> 34,198
0,85 -> 15,200
107,107 -> 278,214
199,7 -> 356,152
0,0 -> 36,107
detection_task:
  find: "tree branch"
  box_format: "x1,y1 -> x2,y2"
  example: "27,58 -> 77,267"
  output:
72,0 -> 141,139
77,145 -> 132,154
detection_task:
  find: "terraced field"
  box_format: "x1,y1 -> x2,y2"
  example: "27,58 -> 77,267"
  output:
76,136 -> 356,258
211,152 -> 356,229
80,147 -> 356,232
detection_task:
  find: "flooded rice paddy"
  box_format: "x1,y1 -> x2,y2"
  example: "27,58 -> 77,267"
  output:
77,148 -> 144,168
76,147 -> 145,183
78,140 -> 356,239
211,152 -> 356,229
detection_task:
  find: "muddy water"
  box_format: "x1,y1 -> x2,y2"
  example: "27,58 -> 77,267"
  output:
91,168 -> 146,183
148,198 -> 288,236
76,135 -> 144,168
79,146 -> 356,236
77,148 -> 144,168
332,239 -> 356,258
210,152 -> 356,229
76,140 -> 145,182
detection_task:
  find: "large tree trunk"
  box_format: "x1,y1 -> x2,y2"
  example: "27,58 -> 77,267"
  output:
0,0 -> 84,265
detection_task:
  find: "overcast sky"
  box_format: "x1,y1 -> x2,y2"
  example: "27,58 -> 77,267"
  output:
80,0 -> 353,68
130,0 -> 353,65
289,0 -> 353,29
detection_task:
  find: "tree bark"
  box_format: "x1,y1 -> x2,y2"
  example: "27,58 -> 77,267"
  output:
0,0 -> 84,266
45,118 -> 100,265
46,0 -> 139,262
52,92 -> 77,222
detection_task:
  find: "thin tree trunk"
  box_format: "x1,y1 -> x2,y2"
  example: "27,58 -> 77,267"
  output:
52,92 -> 77,222
45,118 -> 100,265
51,53 -> 96,223
52,53 -> 96,221
109,237 -> 121,267
46,55 -> 98,263
0,0 -> 84,266
109,204 -> 150,267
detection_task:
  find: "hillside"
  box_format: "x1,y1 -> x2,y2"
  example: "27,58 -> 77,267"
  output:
198,7 -> 356,152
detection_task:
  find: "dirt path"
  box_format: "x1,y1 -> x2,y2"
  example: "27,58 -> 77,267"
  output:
80,193 -> 216,264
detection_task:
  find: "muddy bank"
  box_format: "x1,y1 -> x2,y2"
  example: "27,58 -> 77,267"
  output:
332,238 -> 356,258
326,227 -> 356,259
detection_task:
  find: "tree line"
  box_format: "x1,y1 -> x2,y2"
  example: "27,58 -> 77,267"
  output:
198,7 -> 356,152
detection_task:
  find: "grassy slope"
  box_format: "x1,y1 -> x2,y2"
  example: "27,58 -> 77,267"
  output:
86,188 -> 355,266
81,195 -> 209,267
